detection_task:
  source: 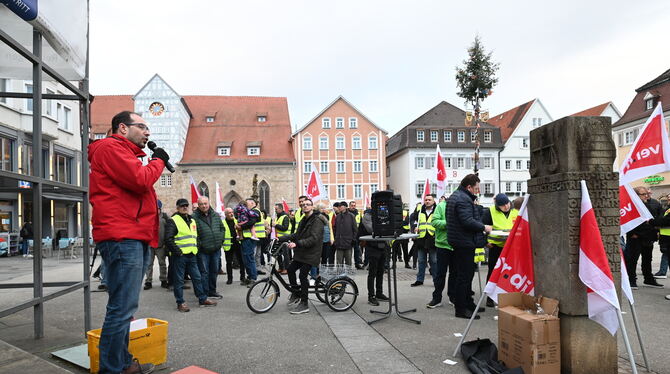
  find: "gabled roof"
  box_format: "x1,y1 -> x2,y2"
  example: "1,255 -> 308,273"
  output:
133,73 -> 180,100
293,95 -> 387,136
90,95 -> 134,134
570,101 -> 621,118
615,69 -> 670,127
488,99 -> 535,142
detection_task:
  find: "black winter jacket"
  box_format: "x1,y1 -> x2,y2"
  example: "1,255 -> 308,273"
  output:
283,212 -> 327,266
334,211 -> 358,250
446,186 -> 485,249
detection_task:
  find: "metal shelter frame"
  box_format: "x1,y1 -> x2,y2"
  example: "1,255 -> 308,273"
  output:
0,15 -> 91,338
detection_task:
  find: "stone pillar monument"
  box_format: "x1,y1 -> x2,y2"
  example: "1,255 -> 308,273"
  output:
527,116 -> 620,374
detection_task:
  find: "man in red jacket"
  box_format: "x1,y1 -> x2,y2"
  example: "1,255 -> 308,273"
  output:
89,111 -> 168,374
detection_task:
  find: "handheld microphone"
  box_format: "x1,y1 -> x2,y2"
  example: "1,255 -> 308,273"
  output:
147,141 -> 175,173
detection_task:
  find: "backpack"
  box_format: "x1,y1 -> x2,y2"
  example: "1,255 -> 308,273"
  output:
460,338 -> 524,374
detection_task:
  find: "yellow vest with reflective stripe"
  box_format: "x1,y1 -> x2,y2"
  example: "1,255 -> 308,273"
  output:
295,208 -> 304,225
660,209 -> 670,236
276,214 -> 290,237
222,217 -> 237,251
418,211 -> 435,238
402,210 -> 410,230
254,210 -> 267,238
353,210 -> 362,224
172,215 -> 198,255
474,247 -> 486,263
487,206 -> 518,246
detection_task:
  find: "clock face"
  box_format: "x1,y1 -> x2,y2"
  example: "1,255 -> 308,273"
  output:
149,102 -> 165,116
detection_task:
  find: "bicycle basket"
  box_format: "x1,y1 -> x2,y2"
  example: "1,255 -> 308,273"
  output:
319,264 -> 356,281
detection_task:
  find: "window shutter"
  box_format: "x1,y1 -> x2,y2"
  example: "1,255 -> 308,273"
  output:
618,133 -> 623,147
466,158 -> 472,169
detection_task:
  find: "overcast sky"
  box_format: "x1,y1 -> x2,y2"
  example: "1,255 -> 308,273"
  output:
89,0 -> 669,136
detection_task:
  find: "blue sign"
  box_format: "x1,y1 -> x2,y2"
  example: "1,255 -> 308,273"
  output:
2,0 -> 38,21
18,180 -> 31,189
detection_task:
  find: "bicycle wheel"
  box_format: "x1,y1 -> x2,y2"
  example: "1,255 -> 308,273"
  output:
325,277 -> 358,312
246,278 -> 280,313
314,278 -> 327,304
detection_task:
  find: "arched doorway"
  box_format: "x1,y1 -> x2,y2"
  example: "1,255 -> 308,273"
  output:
258,180 -> 270,213
198,181 -> 209,198
224,190 -> 243,209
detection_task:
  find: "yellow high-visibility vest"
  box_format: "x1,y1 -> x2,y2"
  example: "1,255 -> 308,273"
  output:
222,217 -> 237,251
660,209 -> 670,236
254,210 -> 266,238
172,215 -> 198,255
474,247 -> 486,263
276,215 -> 290,237
487,206 -> 518,246
295,208 -> 304,225
402,209 -> 410,230
418,212 -> 435,238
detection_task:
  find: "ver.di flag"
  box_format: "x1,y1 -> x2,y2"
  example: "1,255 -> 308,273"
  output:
435,145 -> 447,197
281,197 -> 290,214
190,176 -> 201,205
305,168 -> 327,202
579,180 -> 620,335
421,178 -> 431,202
484,194 -> 534,303
215,181 -> 224,214
619,102 -> 670,185
619,184 -> 653,235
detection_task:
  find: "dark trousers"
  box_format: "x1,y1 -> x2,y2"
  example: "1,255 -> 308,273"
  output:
279,244 -> 292,270
321,242 -> 334,266
452,246 -> 476,312
197,250 -> 220,295
225,244 -> 245,281
287,260 -> 311,302
486,245 -> 503,282
431,248 -> 453,303
366,248 -> 386,297
391,241 -> 403,262
409,241 -> 418,268
625,238 -> 655,284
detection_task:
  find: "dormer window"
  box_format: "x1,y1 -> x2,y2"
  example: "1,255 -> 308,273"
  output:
246,141 -> 262,156
217,147 -> 230,156
646,99 -> 654,110
206,117 -> 214,123
644,92 -> 656,111
257,116 -> 267,122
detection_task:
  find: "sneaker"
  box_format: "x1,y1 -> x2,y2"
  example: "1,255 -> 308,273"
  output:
665,295 -> 670,300
208,292 -> 223,299
290,301 -> 309,314
97,284 -> 107,291
143,282 -> 152,290
246,280 -> 257,288
257,270 -> 267,275
368,296 -> 380,306
426,300 -> 442,309
177,303 -> 190,313
199,299 -> 218,307
240,278 -> 250,286
404,263 -> 411,269
121,358 -> 155,374
410,281 -> 423,287
287,293 -> 300,306
643,280 -> 664,288
376,293 -> 390,301
226,279 -> 233,285
654,274 -> 668,279
486,298 -> 496,308
160,281 -> 169,289
25,254 -> 33,258
630,283 -> 638,290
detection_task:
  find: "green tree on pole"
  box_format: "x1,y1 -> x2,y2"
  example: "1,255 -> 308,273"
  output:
455,36 -> 499,174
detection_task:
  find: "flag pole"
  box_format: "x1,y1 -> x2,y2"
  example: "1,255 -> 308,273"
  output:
475,262 -> 483,296
617,308 -> 639,374
627,300 -> 651,371
452,292 -> 487,357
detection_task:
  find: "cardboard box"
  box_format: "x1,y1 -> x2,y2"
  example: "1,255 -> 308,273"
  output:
498,293 -> 560,374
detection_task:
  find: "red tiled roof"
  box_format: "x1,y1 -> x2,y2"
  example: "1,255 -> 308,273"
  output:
615,69 -> 670,126
571,102 -> 610,117
90,95 -> 133,135
488,99 -> 535,142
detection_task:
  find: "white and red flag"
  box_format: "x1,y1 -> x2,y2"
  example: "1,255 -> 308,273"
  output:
214,181 -> 224,214
421,178 -> 431,202
364,191 -> 371,209
435,145 -> 447,197
281,197 -> 290,213
305,168 -> 327,202
619,248 -> 635,305
619,184 -> 653,235
619,102 -> 670,184
579,180 -> 620,335
190,176 -> 201,205
484,194 -> 534,303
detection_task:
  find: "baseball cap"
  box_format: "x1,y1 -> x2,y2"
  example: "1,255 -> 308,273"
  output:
494,193 -> 510,206
176,198 -> 189,207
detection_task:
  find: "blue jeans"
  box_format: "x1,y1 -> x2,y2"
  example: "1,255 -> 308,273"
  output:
416,247 -> 437,282
657,253 -> 668,275
97,240 -> 150,374
173,254 -> 207,305
241,238 -> 258,280
197,250 -> 221,295
20,239 -> 29,255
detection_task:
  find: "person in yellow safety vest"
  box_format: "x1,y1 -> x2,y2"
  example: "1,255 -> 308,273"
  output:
252,207 -> 268,275
294,195 -> 308,226
348,201 -> 365,269
164,198 -> 217,312
411,195 -> 437,287
274,203 -> 292,274
407,202 -> 423,269
222,208 -> 245,285
481,193 -> 518,307
321,206 -> 335,265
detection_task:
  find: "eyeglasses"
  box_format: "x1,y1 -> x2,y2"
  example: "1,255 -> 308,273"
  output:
303,203 -> 313,206
123,123 -> 150,131
177,205 -> 189,208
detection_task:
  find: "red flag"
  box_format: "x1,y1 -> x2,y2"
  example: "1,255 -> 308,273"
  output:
190,176 -> 200,205
620,102 -> 670,184
619,184 -> 653,235
305,169 -> 327,201
435,145 -> 447,197
281,197 -> 290,213
484,195 -> 534,302
421,178 -> 431,202
579,180 -> 620,335
364,191 -> 371,209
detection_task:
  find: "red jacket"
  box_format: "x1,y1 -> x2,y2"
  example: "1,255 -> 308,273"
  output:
88,135 -> 165,247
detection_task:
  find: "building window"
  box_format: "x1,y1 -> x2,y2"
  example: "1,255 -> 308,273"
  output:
516,182 -> 523,192
25,83 -> 34,112
322,118 -> 331,128
336,117 -> 344,129
457,131 -> 465,142
526,160 -> 531,170
206,117 -> 214,123
505,182 -> 512,192
349,117 -> 358,128
257,115 -> 267,122
415,156 -> 424,169
159,174 -> 172,187
532,118 -> 543,128
369,135 -> 378,149
505,160 -> 511,170
516,160 -> 522,169
369,160 -> 378,172
370,184 -> 378,193
646,99 -> 654,110
304,162 -> 312,173
457,157 -> 464,169
58,105 -> 72,132
352,136 -> 361,149
425,156 -> 435,169
622,129 -> 639,146
521,137 -> 529,149
354,184 -> 362,199
324,185 -> 330,196
430,130 -> 438,142
94,133 -> 106,140
444,131 -> 452,142
217,147 -> 230,156
54,153 -> 72,183
320,136 -> 328,150
303,136 -> 312,150
416,181 -> 425,197
336,136 -> 345,150
336,161 -> 345,173
353,161 -> 362,173
45,88 -> 55,117
484,131 -> 492,143
470,131 -> 477,142
417,130 -> 424,142
320,161 -> 329,173
483,157 -> 492,169
247,147 -> 260,156
1,136 -> 14,171
0,78 -> 7,104
445,157 -> 452,168
484,183 -> 494,196
337,184 -> 345,199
